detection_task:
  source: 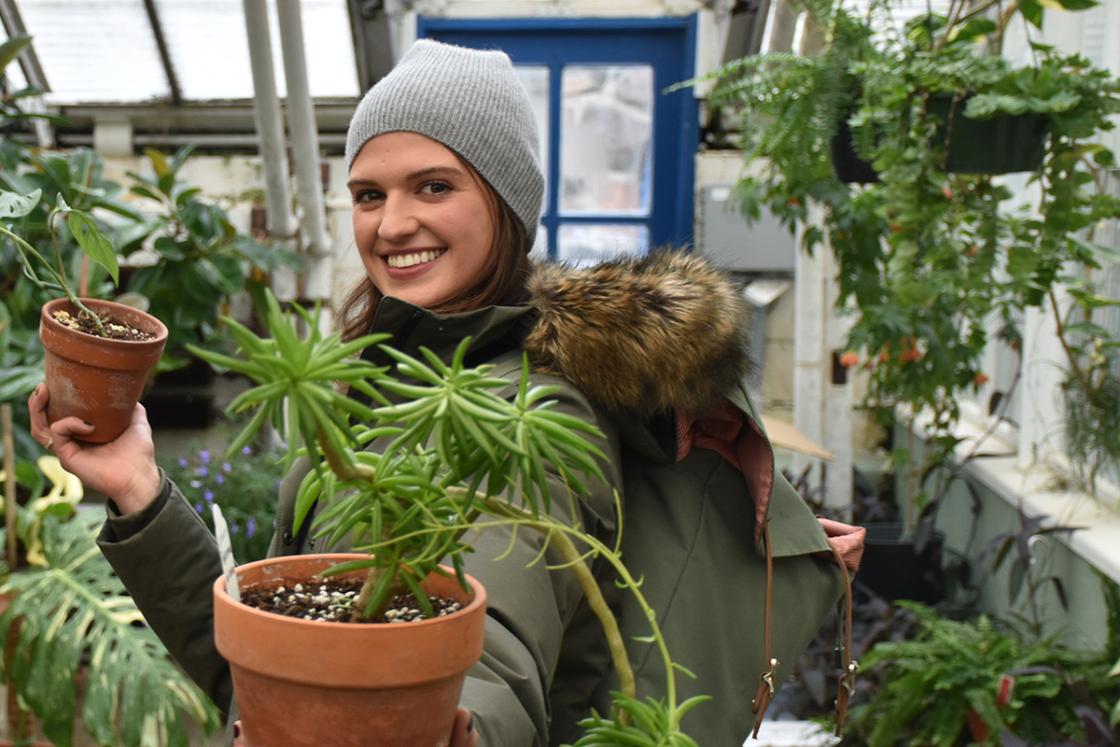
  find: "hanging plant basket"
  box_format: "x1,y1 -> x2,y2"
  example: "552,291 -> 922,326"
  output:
927,95 -> 1049,174
832,94 -> 1050,183
855,522 -> 945,604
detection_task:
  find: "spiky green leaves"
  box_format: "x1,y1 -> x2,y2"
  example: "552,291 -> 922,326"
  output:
568,692 -> 710,747
192,290 -> 609,620
187,290 -> 387,473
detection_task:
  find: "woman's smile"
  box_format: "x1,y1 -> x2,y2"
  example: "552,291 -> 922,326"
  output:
384,248 -> 448,271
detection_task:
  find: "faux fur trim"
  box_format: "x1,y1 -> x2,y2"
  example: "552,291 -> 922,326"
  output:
525,252 -> 750,416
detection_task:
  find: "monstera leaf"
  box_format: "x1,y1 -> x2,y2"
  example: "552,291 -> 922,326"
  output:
0,516 -> 220,747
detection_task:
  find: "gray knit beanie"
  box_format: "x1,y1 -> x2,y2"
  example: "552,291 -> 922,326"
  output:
345,39 -> 544,238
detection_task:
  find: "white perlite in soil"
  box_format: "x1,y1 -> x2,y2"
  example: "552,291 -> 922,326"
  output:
240,577 -> 464,623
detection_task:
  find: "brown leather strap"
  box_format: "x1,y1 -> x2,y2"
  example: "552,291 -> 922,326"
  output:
829,542 -> 857,736
751,526 -> 778,738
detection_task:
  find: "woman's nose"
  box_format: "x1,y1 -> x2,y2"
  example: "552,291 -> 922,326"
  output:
377,196 -> 419,241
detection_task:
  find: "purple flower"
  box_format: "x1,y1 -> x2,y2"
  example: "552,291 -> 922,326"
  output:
216,474 -> 225,485
194,502 -> 203,514
178,457 -> 189,468
197,466 -> 209,477
204,489 -> 214,504
189,480 -> 202,489
199,450 -> 211,464
241,446 -> 252,455
231,523 -> 240,534
223,462 -> 233,473
246,517 -> 257,539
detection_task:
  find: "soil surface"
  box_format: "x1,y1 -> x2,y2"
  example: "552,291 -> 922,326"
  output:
240,576 -> 464,624
51,308 -> 156,341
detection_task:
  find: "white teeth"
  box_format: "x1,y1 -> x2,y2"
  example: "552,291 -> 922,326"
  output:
387,250 -> 444,269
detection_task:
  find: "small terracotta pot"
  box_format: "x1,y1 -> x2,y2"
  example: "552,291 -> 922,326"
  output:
39,298 -> 167,444
213,554 -> 488,747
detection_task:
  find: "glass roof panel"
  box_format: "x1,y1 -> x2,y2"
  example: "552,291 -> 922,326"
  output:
156,0 -> 359,101
19,0 -> 170,104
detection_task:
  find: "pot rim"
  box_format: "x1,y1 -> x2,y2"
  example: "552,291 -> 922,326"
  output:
41,296 -> 169,347
213,552 -> 486,629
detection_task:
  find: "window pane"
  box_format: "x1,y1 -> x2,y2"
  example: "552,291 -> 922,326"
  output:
560,65 -> 652,215
20,0 -> 169,103
515,66 -> 549,209
156,0 -> 358,101
557,224 -> 648,266
530,224 -> 549,261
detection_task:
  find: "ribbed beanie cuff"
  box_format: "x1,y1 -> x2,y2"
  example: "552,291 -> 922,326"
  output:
345,39 -> 545,238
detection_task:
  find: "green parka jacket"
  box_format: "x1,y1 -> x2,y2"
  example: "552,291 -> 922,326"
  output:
97,253 -> 854,746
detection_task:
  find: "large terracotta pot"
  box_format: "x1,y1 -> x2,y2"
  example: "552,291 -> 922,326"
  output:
213,554 -> 488,747
39,297 -> 167,444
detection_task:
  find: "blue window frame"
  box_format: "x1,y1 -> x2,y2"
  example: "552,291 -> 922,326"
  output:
418,16 -> 698,261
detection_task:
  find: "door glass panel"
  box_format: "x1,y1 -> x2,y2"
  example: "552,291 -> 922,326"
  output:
515,66 -> 550,209
557,224 -> 648,266
560,65 -> 653,215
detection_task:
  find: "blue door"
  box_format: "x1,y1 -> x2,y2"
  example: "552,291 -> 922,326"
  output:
418,17 -> 698,263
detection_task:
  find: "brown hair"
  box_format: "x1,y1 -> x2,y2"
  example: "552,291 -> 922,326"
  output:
338,166 -> 534,343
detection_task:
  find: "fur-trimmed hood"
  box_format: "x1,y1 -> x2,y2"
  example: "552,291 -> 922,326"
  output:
524,252 -> 751,417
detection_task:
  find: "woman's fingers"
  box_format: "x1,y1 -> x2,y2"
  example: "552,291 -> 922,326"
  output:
27,383 -> 51,446
48,416 -> 95,459
450,708 -> 477,747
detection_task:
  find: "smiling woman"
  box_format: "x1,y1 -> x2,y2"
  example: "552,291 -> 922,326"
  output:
347,133 -> 498,310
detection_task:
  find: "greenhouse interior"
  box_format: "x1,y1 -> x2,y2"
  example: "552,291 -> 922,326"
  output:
1,0 -> 1119,745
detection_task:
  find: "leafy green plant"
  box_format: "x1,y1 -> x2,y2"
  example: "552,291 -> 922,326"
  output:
845,601 -> 1120,746
190,290 -> 706,745
0,186 -> 121,336
0,515 -> 221,747
700,0 -> 1120,525
121,146 -> 299,372
160,440 -> 284,563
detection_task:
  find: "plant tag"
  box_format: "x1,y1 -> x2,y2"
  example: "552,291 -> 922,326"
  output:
211,504 -> 241,602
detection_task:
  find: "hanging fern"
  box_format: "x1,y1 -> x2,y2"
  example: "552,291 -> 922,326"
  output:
0,515 -> 220,747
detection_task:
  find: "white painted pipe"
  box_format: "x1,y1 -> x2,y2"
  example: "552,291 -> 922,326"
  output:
242,0 -> 298,301
276,0 -> 333,303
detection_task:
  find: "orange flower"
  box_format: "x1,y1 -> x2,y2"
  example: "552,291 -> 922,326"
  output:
974,372 -> 990,386
839,351 -> 860,368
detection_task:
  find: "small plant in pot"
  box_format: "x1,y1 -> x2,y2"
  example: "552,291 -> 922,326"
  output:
0,188 -> 167,443
191,292 -> 707,747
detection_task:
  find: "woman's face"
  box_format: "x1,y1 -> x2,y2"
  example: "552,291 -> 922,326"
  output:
348,131 -> 497,309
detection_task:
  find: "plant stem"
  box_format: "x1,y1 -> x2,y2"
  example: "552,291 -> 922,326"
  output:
315,428 -> 375,482
477,499 -> 651,719
0,223 -> 105,335
352,565 -> 390,620
2,404 -> 17,571
1048,289 -> 1093,397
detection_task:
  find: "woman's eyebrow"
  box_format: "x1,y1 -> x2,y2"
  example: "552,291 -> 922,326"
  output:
347,166 -> 465,190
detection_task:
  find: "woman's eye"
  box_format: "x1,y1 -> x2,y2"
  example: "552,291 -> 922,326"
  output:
421,181 -> 452,196
353,189 -> 383,204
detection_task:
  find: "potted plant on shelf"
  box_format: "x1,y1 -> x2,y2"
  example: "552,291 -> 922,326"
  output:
189,292 -> 708,746
0,187 -> 167,443
699,0 -> 1120,598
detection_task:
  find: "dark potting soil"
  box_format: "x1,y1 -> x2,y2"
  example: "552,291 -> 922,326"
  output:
51,308 -> 156,341
240,576 -> 464,624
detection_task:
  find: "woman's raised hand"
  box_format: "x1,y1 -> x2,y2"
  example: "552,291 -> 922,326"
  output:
27,384 -> 161,513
